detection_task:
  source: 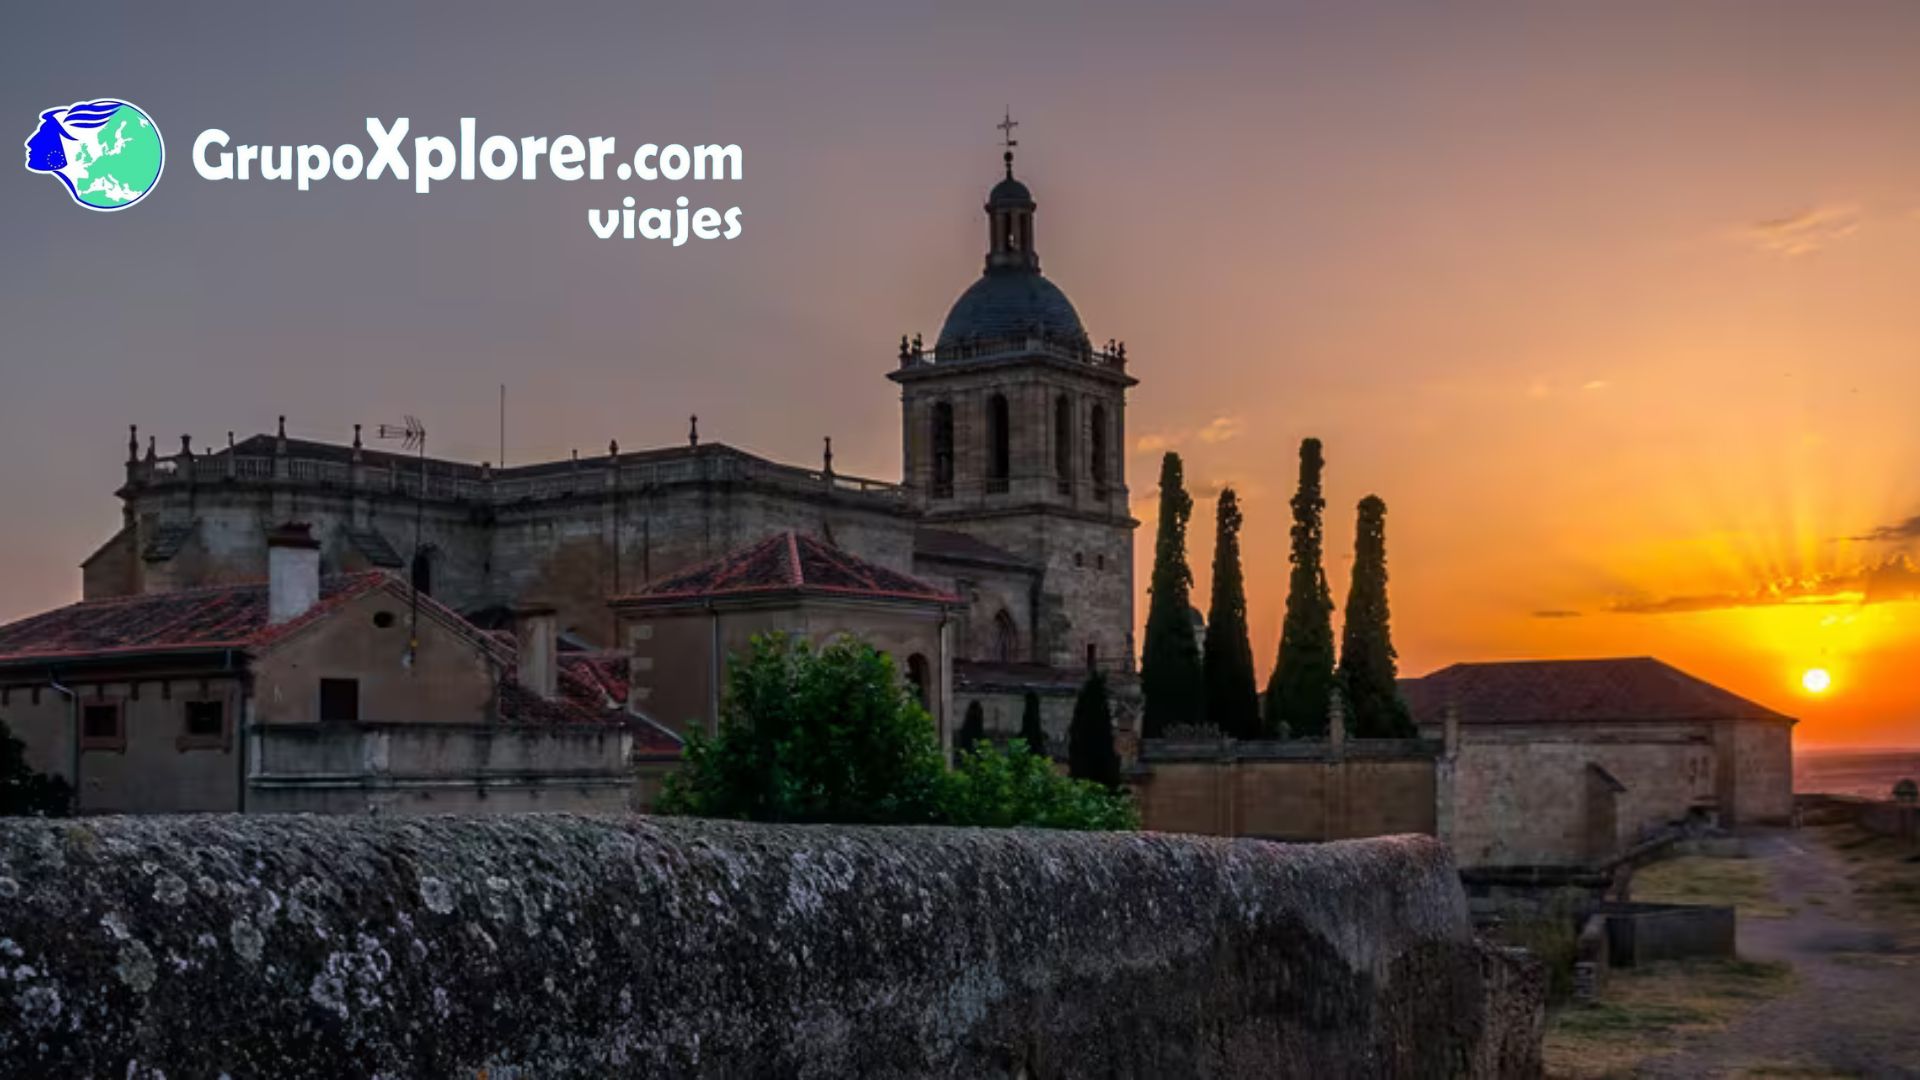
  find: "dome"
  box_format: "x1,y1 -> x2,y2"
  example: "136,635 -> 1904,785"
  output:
988,175 -> 1033,206
937,269 -> 1086,348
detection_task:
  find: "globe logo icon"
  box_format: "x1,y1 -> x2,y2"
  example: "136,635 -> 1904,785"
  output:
23,99 -> 164,211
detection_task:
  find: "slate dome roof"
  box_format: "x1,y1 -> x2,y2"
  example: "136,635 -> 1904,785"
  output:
937,269 -> 1086,348
988,175 -> 1032,205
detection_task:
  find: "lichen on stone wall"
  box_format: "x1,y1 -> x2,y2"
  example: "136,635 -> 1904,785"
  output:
0,815 -> 1541,1078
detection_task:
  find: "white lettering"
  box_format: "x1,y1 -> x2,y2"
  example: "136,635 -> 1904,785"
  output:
193,129 -> 232,180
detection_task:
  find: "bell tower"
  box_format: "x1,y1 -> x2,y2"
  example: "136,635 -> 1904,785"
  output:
889,115 -> 1137,671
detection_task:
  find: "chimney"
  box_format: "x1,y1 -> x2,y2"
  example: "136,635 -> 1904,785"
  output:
266,522 -> 322,624
515,604 -> 559,700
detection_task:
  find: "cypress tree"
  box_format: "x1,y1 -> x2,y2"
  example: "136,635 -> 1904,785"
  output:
1068,672 -> 1121,789
956,701 -> 985,760
1018,691 -> 1048,758
1140,452 -> 1206,736
1202,487 -> 1261,739
1265,438 -> 1336,736
1338,495 -> 1415,737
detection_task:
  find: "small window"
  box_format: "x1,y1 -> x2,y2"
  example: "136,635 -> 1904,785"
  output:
1086,643 -> 1099,670
372,610 -> 397,629
1074,552 -> 1084,568
179,699 -> 227,751
184,700 -> 224,737
1096,554 -> 1106,570
319,678 -> 360,723
81,702 -> 124,751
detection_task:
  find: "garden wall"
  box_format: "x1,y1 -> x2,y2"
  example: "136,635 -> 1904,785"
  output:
0,815 -> 1542,1078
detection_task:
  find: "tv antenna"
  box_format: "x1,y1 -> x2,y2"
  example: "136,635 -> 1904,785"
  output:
375,415 -> 428,664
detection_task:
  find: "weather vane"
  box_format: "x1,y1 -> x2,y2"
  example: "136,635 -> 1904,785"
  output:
996,107 -> 1019,151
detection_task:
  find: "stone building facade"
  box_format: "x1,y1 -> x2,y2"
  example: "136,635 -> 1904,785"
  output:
77,145 -> 1138,747
1130,656 -> 1796,873
0,524 -> 663,814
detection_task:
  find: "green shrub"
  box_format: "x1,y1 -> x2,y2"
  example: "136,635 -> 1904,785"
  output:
658,632 -> 1135,831
942,742 -> 1138,831
657,633 -> 947,825
1,718 -> 71,818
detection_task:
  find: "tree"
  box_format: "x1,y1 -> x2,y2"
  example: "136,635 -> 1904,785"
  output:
1338,495 -> 1416,737
657,633 -> 947,824
1265,438 -> 1336,737
0,718 -> 71,818
658,633 -> 1132,830
1140,452 -> 1206,735
1202,487 -> 1261,739
956,701 -> 986,760
1018,691 -> 1048,758
1068,671 -> 1122,790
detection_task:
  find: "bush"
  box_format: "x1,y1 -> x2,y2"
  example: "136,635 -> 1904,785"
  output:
657,633 -> 947,825
658,632 -> 1134,831
1,718 -> 71,818
942,742 -> 1138,831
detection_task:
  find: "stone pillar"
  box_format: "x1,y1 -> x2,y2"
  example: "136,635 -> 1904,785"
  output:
1435,700 -> 1460,848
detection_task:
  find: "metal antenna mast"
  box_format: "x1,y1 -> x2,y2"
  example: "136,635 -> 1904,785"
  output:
375,415 -> 427,665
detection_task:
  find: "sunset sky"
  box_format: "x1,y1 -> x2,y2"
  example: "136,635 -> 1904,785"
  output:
4,3 -> 1918,747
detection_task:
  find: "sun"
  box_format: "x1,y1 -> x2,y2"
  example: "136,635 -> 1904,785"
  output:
1801,667 -> 1832,694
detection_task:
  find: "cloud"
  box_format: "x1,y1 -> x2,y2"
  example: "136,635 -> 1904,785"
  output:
1134,415 -> 1245,454
1733,204 -> 1862,257
1581,380 -> 1610,393
1531,609 -> 1583,619
1195,416 -> 1244,444
1607,555 -> 1920,615
1850,513 -> 1920,543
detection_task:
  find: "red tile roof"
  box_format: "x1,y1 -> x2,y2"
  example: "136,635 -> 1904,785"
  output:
0,573 -> 396,664
0,577 -> 680,743
1400,657 -> 1793,726
618,531 -> 961,606
496,649 -> 683,752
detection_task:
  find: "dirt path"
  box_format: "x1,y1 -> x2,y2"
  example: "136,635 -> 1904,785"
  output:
1641,828 -> 1920,1078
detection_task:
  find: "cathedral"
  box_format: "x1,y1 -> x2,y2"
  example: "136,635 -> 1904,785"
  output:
81,139 -> 1141,743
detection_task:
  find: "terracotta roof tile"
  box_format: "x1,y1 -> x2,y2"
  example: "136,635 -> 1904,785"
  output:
495,649 -> 684,751
1400,657 -> 1793,726
0,573 -> 393,664
619,531 -> 960,606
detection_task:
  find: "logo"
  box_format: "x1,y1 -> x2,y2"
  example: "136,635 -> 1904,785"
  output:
23,99 -> 164,211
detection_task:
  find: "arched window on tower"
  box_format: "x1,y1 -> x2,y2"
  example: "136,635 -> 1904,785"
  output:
931,401 -> 955,499
987,393 -> 1011,494
1053,394 -> 1072,495
993,609 -> 1020,663
1090,403 -> 1109,500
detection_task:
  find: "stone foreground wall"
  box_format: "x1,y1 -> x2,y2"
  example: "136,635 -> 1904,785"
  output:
0,816 -> 1543,1079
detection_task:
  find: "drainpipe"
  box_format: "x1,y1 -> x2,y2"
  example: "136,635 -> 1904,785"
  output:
48,672 -> 78,811
706,600 -> 720,736
229,650 -> 247,814
937,608 -> 953,757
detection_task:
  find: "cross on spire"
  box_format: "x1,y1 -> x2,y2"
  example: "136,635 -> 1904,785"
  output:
997,108 -> 1019,178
